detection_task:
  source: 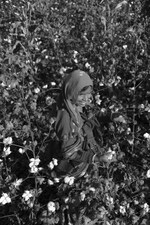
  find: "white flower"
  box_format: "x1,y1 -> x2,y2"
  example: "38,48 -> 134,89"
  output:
95,94 -> 102,105
74,58 -> 78,63
89,187 -> 96,192
143,203 -> 149,213
64,176 -> 75,185
48,179 -> 54,185
101,108 -> 107,113
46,96 -> 53,105
3,137 -> 12,145
99,82 -> 104,86
50,118 -> 55,125
30,165 -> 38,173
48,161 -> 54,170
106,195 -> 114,205
144,133 -> 150,139
0,193 -> 11,205
47,201 -> 56,212
29,158 -> 40,173
73,50 -> 78,58
28,201 -> 34,208
13,179 -> 23,188
134,200 -> 139,205
114,115 -> 126,124
1,81 -> 7,87
51,82 -> 56,86
34,87 -> 40,93
119,205 -> 126,215
3,146 -> 11,156
126,127 -> 131,134
52,158 -> 58,166
106,149 -> 116,160
85,62 -> 91,68
106,153 -> 113,160
68,177 -> 75,185
64,197 -> 69,203
54,178 -> 59,183
145,105 -> 150,112
139,104 -> 145,109
22,190 -> 33,201
43,84 -> 48,89
123,45 -> 127,49
106,222 -> 111,225
18,148 -> 25,154
80,192 -> 86,201
96,99 -> 102,105
59,67 -> 67,75
146,169 -> 150,178
48,159 -> 58,170
90,67 -> 94,73
29,157 -> 40,168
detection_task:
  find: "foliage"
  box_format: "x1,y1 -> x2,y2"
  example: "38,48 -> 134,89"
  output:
0,0 -> 150,224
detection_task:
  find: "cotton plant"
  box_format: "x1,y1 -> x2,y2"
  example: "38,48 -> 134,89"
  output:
29,157 -> 42,174
143,133 -> 150,149
3,137 -> 13,145
3,146 -> 11,157
48,158 -> 58,170
142,203 -> 149,215
34,87 -> 40,94
105,194 -> 114,207
0,193 -> 11,205
64,176 -> 75,185
119,205 -> 126,215
22,190 -> 35,208
48,179 -> 54,186
146,169 -> 150,178
22,190 -> 34,202
12,178 -> 23,189
2,137 -> 13,157
18,148 -> 26,154
95,93 -> 102,105
80,191 -> 86,201
47,201 -> 56,213
143,133 -> 150,139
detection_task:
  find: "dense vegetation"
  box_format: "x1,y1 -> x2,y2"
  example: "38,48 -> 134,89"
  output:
0,0 -> 150,224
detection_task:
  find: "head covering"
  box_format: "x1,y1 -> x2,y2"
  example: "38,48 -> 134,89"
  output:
56,70 -> 93,139
63,70 -> 93,103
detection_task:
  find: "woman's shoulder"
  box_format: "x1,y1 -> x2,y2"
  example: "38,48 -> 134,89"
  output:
57,108 -> 70,120
55,108 -> 72,140
55,108 -> 71,129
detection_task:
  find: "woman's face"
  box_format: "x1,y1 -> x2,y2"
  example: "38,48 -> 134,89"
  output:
76,92 -> 93,107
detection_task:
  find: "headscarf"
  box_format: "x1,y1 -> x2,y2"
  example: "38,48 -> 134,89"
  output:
56,70 -> 93,139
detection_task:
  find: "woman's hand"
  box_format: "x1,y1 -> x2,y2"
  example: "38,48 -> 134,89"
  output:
94,150 -> 116,163
100,151 -> 116,163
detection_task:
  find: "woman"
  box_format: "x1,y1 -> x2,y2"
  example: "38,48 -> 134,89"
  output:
54,69 -> 113,178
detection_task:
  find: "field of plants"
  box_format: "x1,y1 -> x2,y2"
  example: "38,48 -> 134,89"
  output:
0,0 -> 150,224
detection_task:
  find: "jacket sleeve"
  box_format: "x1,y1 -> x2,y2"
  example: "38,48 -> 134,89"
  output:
55,109 -> 71,141
55,109 -> 94,163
